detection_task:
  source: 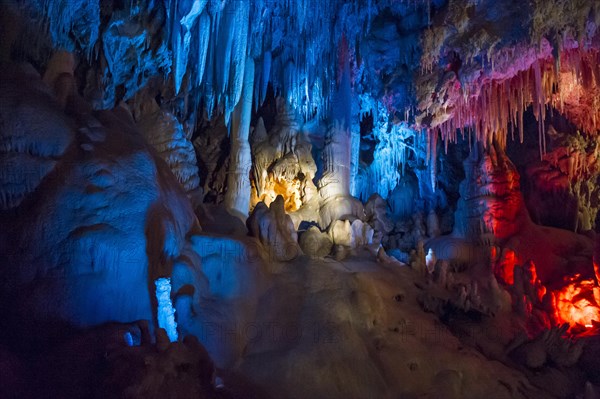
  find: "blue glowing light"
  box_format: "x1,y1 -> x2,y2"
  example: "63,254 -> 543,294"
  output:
155,277 -> 178,342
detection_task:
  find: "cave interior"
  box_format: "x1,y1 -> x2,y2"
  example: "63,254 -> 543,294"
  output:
2,0 -> 600,398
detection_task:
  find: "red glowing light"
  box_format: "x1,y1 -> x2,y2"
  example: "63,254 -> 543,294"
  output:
494,248 -> 517,285
553,274 -> 600,329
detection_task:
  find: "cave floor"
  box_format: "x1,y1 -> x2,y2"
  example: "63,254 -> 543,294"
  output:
215,250 -> 543,399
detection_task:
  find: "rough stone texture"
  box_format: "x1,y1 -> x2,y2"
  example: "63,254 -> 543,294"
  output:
328,219 -> 374,249
365,193 -> 394,242
0,321 -> 236,398
236,253 -> 544,399
193,117 -> 230,203
319,195 -> 365,230
250,103 -> 319,214
415,0 -> 600,154
246,195 -> 301,262
4,1 -> 600,398
453,141 -> 527,241
299,226 -> 333,258
0,63 -> 201,330
137,100 -> 200,193
518,125 -> 600,232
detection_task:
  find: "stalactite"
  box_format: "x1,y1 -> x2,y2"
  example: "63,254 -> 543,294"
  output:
355,113 -> 416,201
202,13 -> 217,120
195,11 -> 210,87
42,0 -> 100,56
173,0 -> 207,94
259,51 -> 272,106
224,0 -> 249,122
224,57 -> 255,221
33,0 -> 427,133
349,125 -> 361,198
429,129 -> 437,192
432,48 -> 600,168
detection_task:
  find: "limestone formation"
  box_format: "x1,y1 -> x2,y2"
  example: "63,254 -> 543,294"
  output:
246,196 -> 301,262
299,226 -> 333,258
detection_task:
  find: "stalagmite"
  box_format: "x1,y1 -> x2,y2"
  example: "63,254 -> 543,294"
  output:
319,38 -> 352,200
7,1 -> 600,398
319,120 -> 351,199
224,57 -> 254,221
249,101 -> 318,214
155,277 -> 178,342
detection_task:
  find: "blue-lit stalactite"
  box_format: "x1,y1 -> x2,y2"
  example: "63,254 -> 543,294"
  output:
8,0 -> 448,346
22,0 -> 438,215
26,0 -> 430,125
353,111 -> 419,201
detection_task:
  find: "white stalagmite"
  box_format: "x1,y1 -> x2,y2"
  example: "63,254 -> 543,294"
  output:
361,121 -> 414,201
320,120 -> 351,199
319,41 -> 352,200
155,277 -> 178,342
224,57 -> 255,221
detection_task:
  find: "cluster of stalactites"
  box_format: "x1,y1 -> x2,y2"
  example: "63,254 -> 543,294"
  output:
32,0 -> 431,127
431,48 -> 600,159
166,0 -> 371,124
162,0 -> 424,125
354,114 -> 419,201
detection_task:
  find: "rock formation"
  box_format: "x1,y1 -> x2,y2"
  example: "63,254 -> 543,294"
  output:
246,196 -> 301,262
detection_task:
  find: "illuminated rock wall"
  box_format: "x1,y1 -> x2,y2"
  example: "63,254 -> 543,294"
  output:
0,64 -> 202,330
250,101 -> 318,214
